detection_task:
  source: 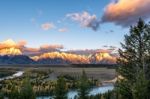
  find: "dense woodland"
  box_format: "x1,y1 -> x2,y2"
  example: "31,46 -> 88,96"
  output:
0,19 -> 150,99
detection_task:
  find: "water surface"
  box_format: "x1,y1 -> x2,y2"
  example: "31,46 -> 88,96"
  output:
37,85 -> 114,99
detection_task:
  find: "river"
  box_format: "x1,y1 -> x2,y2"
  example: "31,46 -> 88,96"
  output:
0,71 -> 114,99
0,71 -> 24,81
37,85 -> 114,99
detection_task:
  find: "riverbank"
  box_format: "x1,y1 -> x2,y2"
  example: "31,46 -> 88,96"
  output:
37,85 -> 114,99
0,71 -> 24,81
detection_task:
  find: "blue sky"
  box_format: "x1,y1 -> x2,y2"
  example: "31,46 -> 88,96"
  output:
0,0 -> 130,49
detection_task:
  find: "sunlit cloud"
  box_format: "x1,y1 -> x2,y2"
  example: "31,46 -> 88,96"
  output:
0,39 -> 20,49
0,39 -> 27,48
101,0 -> 150,27
0,39 -> 64,55
18,40 -> 27,47
66,11 -> 100,31
41,22 -> 55,30
0,39 -> 23,55
23,44 -> 64,55
66,0 -> 150,28
40,44 -> 64,50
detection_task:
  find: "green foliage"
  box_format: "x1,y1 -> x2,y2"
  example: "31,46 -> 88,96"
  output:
116,18 -> 150,99
54,76 -> 67,99
5,77 -> 35,99
132,71 -> 149,99
19,78 -> 36,99
9,85 -> 20,99
77,70 -> 90,99
0,92 -> 4,99
115,80 -> 133,99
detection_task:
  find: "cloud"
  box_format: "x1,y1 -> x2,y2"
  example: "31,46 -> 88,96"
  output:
40,44 -> 63,50
66,11 -> 100,31
18,40 -> 27,47
67,48 -> 118,56
0,39 -> 27,55
41,22 -> 55,30
0,39 -> 27,50
67,49 -> 100,55
22,47 -> 40,55
101,0 -> 150,27
0,39 -> 64,56
23,44 -> 64,55
103,45 -> 117,49
0,39 -> 26,49
102,45 -> 118,54
58,28 -> 68,32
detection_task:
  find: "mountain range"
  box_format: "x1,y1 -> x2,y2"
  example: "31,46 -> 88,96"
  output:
0,39 -> 118,64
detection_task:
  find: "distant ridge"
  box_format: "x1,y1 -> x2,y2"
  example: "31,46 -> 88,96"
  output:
0,52 -> 117,65
0,39 -> 118,65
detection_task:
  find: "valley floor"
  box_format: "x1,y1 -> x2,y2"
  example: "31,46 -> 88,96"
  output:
0,64 -> 116,82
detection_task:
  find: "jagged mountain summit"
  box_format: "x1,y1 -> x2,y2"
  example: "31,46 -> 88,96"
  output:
0,39 -> 117,65
89,52 -> 116,64
0,39 -> 22,55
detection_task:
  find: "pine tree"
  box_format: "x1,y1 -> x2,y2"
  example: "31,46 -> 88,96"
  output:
132,71 -> 149,99
77,70 -> 90,99
54,76 -> 67,99
9,85 -> 20,99
20,78 -> 36,99
116,19 -> 150,99
0,92 -> 4,99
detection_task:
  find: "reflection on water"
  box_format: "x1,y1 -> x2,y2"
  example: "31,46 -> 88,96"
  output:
37,85 -> 114,99
89,85 -> 114,95
0,71 -> 24,81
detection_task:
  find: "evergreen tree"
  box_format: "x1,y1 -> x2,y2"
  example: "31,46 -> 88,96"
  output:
9,85 -> 20,99
54,76 -> 67,99
0,92 -> 4,99
20,78 -> 36,99
116,19 -> 150,99
77,70 -> 90,99
132,71 -> 149,99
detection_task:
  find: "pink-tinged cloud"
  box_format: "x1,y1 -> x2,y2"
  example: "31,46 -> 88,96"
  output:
40,44 -> 63,50
23,44 -> 64,55
0,39 -> 23,55
41,22 -> 55,30
0,39 -> 64,55
18,40 -> 27,47
102,0 -> 150,26
67,11 -> 100,31
0,39 -> 23,49
58,28 -> 68,32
